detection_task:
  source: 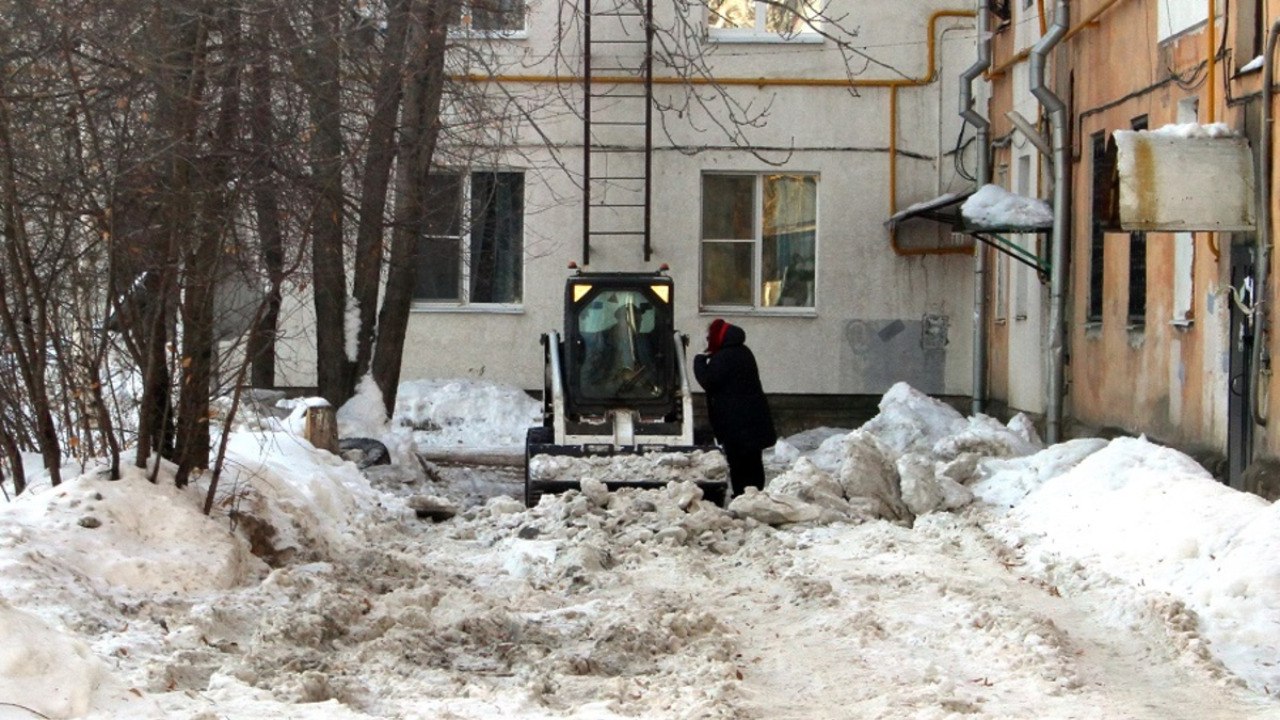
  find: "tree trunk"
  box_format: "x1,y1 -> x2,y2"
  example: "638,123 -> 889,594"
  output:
371,0 -> 455,417
246,11 -> 284,389
350,0 -> 411,390
175,2 -> 241,487
0,70 -> 62,486
307,0 -> 351,408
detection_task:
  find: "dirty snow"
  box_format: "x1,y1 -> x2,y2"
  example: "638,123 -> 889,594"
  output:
2,380 -> 1279,719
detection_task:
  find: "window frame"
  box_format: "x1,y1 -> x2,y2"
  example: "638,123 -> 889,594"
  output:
705,0 -> 825,44
450,0 -> 527,39
1126,115 -> 1149,328
413,169 -> 525,312
1087,131 -> 1108,324
699,171 -> 819,315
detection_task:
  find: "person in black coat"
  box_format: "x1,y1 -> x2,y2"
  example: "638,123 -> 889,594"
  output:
693,318 -> 778,496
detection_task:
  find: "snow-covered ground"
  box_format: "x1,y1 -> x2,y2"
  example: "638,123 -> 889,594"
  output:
2,379 -> 1279,719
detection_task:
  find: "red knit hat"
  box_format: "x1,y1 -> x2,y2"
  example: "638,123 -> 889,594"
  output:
707,318 -> 730,354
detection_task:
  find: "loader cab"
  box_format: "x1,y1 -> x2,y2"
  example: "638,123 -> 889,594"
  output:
562,272 -> 678,419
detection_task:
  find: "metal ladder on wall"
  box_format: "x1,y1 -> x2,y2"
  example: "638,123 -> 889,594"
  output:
582,0 -> 654,265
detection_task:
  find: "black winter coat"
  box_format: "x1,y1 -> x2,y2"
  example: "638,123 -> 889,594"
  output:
693,324 -> 778,451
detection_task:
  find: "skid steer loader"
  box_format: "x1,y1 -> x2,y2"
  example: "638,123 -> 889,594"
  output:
524,265 -> 727,506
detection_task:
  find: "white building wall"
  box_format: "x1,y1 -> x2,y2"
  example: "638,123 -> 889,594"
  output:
285,1 -> 982,398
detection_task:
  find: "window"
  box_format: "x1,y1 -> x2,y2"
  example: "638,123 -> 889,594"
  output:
706,0 -> 822,40
1158,0 -> 1212,42
453,0 -> 525,36
994,163 -> 1010,323
1014,154 -> 1033,320
1236,0 -> 1264,71
1088,132 -> 1108,323
1173,99 -> 1198,324
1127,116 -> 1149,327
701,173 -> 817,310
415,171 -> 524,306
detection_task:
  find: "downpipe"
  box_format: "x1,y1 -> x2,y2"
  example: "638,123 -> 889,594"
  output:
960,0 -> 991,416
1030,0 -> 1069,443
1253,19 -> 1280,429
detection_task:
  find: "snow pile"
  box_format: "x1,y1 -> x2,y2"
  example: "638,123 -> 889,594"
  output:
2,378 -> 1280,718
961,183 -> 1054,230
395,378 -> 542,449
747,382 -> 1044,526
1147,121 -> 1236,139
992,437 -> 1280,694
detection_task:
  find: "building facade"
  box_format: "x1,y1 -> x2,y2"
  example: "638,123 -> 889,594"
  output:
982,0 -> 1280,494
276,0 -> 985,421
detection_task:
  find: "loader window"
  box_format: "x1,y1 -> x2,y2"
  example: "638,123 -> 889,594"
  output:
576,291 -> 665,400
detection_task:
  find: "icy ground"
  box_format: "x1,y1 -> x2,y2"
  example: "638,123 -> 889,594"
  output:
1,379 -> 1279,719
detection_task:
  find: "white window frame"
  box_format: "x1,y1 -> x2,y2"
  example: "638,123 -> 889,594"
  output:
1158,0 -> 1217,42
699,172 -> 819,315
705,0 -> 825,44
413,170 -> 525,313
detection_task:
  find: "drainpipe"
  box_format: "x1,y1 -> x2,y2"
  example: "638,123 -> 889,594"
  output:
1030,0 -> 1069,443
1254,19 -> 1280,428
960,0 -> 991,416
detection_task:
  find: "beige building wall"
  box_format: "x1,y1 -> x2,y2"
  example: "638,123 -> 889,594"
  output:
373,1 -> 984,398
982,0 -> 1280,484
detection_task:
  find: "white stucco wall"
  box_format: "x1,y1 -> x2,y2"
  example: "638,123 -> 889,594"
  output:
282,1 -> 983,398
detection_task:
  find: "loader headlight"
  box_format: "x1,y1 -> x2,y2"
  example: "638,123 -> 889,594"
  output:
572,284 -> 593,302
650,285 -> 670,303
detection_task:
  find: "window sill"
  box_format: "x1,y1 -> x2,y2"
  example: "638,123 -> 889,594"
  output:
450,29 -> 528,41
699,307 -> 817,318
705,31 -> 824,45
1171,317 -> 1194,330
412,303 -> 524,314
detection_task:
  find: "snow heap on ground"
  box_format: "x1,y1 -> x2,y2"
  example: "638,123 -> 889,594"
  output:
1,379 -> 1279,719
740,382 -> 1043,526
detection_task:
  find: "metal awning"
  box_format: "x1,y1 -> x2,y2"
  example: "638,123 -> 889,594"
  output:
886,186 -> 1054,276
886,190 -> 975,231
886,188 -> 1054,234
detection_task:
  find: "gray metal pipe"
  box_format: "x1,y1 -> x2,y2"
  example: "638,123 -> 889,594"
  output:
1030,0 -> 1069,443
1253,19 -> 1280,429
960,0 -> 991,416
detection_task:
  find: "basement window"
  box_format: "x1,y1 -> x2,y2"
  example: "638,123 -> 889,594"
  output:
415,171 -> 524,308
700,172 -> 817,311
706,0 -> 823,42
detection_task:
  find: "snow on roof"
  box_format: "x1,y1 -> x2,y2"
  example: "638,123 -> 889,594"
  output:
1144,122 -> 1236,139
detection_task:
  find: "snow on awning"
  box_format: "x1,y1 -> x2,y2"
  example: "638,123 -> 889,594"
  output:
886,184 -> 1052,234
960,184 -> 1053,233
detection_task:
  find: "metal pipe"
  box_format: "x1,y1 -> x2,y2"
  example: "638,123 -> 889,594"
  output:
1030,0 -> 1069,443
960,0 -> 991,416
1206,0 -> 1215,124
1253,19 -> 1280,428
